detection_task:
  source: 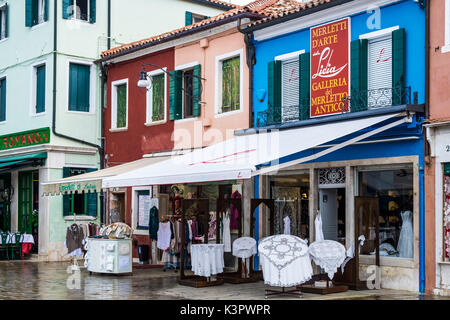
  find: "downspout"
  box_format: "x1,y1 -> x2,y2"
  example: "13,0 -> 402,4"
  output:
52,0 -> 104,220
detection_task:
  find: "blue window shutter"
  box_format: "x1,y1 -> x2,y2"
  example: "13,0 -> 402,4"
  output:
86,168 -> 98,217
25,0 -> 33,27
4,4 -> 9,38
185,11 -> 192,26
62,0 -> 73,19
44,0 -> 49,21
193,64 -> 201,117
63,167 -> 71,216
89,0 -> 96,23
36,65 -> 46,113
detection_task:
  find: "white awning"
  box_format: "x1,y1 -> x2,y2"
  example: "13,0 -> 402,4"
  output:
102,113 -> 409,189
42,156 -> 170,196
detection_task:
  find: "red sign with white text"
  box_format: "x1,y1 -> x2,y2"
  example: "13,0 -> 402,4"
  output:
310,18 -> 350,118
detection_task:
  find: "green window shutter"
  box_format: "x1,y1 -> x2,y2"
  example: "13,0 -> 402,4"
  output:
63,167 -> 71,217
36,65 -> 46,113
267,60 -> 281,124
185,11 -> 192,26
392,28 -> 406,105
86,168 -> 98,217
169,70 -> 182,120
116,84 -> 127,128
152,74 -> 165,122
4,4 -> 9,38
25,0 -> 33,27
222,57 -> 240,113
44,0 -> 49,21
68,63 -> 77,110
204,15 -> 210,20
299,52 -> 310,121
444,163 -> 450,176
69,63 -> 90,112
89,0 -> 96,23
193,64 -> 201,117
350,39 -> 368,112
0,78 -> 5,122
62,0 -> 73,19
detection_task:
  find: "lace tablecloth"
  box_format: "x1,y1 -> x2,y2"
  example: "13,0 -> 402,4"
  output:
308,240 -> 346,280
191,244 -> 225,277
258,235 -> 313,287
232,237 -> 257,259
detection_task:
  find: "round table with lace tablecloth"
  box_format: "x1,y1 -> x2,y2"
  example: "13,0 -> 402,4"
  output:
190,244 -> 225,278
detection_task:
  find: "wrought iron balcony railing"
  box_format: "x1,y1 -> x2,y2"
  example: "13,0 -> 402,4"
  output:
256,86 -> 411,128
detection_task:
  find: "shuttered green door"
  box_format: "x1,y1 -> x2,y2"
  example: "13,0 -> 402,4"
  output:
267,60 -> 281,124
299,52 -> 310,121
392,28 -> 406,105
36,65 -> 46,113
18,171 -> 33,234
0,78 -> 5,122
69,63 -> 90,112
169,70 -> 182,120
62,167 -> 71,216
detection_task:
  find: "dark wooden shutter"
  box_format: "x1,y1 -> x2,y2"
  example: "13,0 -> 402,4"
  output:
185,11 -> 192,26
169,70 -> 182,120
86,168 -> 98,217
193,64 -> 201,117
350,39 -> 368,112
90,0 -> 96,23
62,0 -> 73,19
63,167 -> 71,217
36,65 -> 46,113
44,0 -> 49,21
267,60 -> 281,124
392,28 -> 405,105
299,52 -> 310,121
0,78 -> 5,122
25,0 -> 33,26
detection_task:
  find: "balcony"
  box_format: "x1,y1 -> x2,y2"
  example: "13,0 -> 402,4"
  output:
256,87 -> 412,128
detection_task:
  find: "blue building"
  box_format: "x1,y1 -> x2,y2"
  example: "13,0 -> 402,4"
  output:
238,0 -> 426,292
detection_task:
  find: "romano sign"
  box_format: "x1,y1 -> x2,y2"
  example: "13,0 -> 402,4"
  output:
0,127 -> 50,151
310,18 -> 350,118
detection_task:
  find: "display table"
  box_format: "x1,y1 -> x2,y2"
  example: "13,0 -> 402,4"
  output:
300,240 -> 348,294
258,235 -> 312,298
87,238 -> 132,275
191,244 -> 225,278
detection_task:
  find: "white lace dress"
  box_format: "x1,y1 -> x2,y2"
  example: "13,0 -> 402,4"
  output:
258,235 -> 312,287
397,210 -> 413,258
223,212 -> 231,252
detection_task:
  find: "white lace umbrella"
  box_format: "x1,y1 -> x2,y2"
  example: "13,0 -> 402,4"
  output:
258,235 -> 313,287
308,240 -> 346,280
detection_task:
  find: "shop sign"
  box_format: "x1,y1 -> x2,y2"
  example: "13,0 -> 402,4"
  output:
310,18 -> 350,118
0,127 -> 50,151
58,181 -> 99,193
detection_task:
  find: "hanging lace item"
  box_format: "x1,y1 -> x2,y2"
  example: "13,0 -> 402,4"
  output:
308,240 -> 346,280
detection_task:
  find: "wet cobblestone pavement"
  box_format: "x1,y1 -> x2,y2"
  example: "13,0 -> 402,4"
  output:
0,261 -> 449,300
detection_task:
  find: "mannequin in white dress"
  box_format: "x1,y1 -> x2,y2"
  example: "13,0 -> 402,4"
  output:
397,210 -> 413,258
223,210 -> 231,252
315,211 -> 324,241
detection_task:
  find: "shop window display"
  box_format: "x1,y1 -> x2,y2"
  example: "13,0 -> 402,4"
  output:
358,167 -> 414,258
444,173 -> 450,262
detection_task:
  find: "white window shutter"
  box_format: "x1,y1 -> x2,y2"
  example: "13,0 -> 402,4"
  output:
281,59 -> 300,122
368,35 -> 392,108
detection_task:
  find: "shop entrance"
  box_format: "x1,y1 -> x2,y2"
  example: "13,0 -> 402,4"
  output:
318,188 -> 345,244
18,171 -> 39,234
0,173 -> 11,231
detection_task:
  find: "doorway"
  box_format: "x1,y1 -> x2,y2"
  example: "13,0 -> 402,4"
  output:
318,188 -> 345,244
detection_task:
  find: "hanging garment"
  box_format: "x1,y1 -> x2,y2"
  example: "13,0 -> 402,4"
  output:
66,224 -> 85,255
187,220 -> 193,241
148,206 -> 159,241
283,216 -> 291,235
397,210 -> 413,258
230,191 -> 241,230
208,212 -> 216,240
191,220 -> 198,238
223,211 -> 231,252
315,211 -> 324,241
157,222 -> 171,250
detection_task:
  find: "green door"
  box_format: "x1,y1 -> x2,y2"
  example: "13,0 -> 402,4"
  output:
18,171 -> 35,234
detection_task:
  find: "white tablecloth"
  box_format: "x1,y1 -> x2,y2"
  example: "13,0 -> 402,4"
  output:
308,240 -> 346,280
258,235 -> 313,287
232,237 -> 257,259
191,244 -> 225,277
0,233 -> 34,245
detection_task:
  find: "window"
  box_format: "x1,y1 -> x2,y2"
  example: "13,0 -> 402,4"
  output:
62,0 -> 96,23
25,0 -> 48,27
0,4 -> 8,40
0,78 -> 5,122
111,79 -> 128,129
444,0 -> 450,53
221,56 -> 240,114
185,11 -> 209,26
169,64 -> 201,120
146,71 -> 166,124
33,64 -> 46,114
68,63 -> 91,112
62,167 -> 97,217
357,166 -> 414,259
